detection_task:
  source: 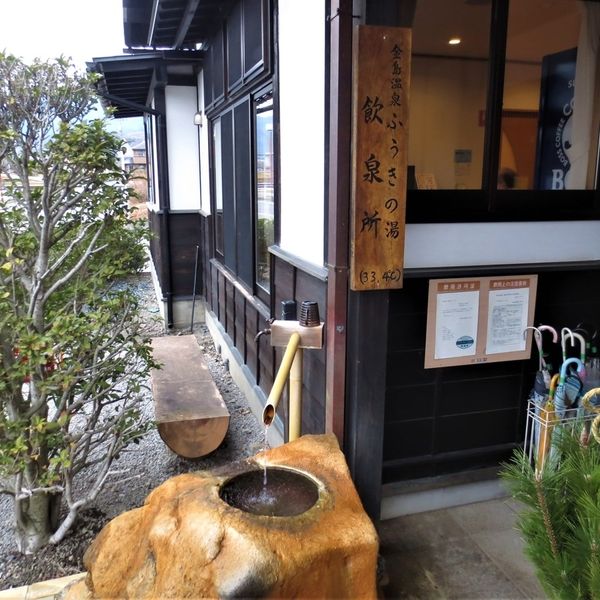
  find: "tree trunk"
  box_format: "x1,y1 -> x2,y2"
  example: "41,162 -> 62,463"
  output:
14,491 -> 61,554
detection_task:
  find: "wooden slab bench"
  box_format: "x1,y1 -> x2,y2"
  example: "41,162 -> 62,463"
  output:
150,335 -> 229,458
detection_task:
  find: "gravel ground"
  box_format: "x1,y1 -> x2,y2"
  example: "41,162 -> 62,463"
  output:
0,272 -> 265,590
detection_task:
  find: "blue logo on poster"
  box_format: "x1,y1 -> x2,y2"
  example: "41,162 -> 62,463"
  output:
456,336 -> 474,350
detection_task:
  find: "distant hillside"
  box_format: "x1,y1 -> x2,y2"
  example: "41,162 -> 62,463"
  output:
106,116 -> 144,145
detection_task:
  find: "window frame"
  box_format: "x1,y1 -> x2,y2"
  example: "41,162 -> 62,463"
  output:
252,86 -> 275,304
208,85 -> 276,307
406,0 -> 600,224
211,115 -> 225,260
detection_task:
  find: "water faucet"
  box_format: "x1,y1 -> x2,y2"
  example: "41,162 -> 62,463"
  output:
254,318 -> 274,343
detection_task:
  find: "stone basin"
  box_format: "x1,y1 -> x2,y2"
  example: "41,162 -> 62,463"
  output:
220,467 -> 320,517
66,434 -> 379,599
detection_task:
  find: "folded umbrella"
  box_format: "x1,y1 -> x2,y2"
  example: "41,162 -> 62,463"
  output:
554,357 -> 585,419
536,374 -> 560,474
579,386 -> 600,445
538,324 -> 559,383
523,326 -> 554,455
546,357 -> 585,464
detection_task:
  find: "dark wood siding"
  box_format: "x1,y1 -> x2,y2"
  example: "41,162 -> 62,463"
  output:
202,0 -> 271,114
234,287 -> 246,358
244,0 -> 265,76
270,253 -> 327,438
225,279 -> 235,337
383,268 -> 600,483
211,26 -> 225,102
201,237 -> 327,438
168,213 -> 202,297
148,211 -> 202,298
227,1 -> 243,90
245,303 -> 259,379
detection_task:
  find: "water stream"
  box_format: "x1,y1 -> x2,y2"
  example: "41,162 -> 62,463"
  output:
220,467 -> 319,517
263,424 -> 271,486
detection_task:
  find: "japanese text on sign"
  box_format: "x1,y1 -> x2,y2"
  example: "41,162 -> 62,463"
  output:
351,26 -> 411,291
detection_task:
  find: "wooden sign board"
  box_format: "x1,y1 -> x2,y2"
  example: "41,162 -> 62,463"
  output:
424,275 -> 538,369
350,25 -> 411,291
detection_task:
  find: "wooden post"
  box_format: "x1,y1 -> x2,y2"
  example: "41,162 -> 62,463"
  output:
326,0 -> 354,444
350,26 -> 411,291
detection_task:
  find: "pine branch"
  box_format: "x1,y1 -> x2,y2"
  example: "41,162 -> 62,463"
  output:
535,473 -> 560,559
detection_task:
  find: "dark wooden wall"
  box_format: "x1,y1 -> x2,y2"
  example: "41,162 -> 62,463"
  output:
148,210 -> 202,298
271,253 -> 327,438
200,216 -> 328,439
169,213 -> 202,296
383,267 -> 600,483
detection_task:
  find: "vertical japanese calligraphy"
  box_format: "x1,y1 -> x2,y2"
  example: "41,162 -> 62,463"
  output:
351,26 -> 411,291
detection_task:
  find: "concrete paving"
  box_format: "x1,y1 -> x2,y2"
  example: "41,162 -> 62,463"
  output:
1,497 -> 544,600
377,497 -> 545,599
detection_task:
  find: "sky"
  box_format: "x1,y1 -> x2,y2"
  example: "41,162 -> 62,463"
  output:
0,0 -> 126,68
0,0 -> 143,137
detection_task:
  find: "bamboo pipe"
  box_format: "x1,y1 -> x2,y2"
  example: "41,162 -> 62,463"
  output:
288,348 -> 303,441
262,332 -> 301,433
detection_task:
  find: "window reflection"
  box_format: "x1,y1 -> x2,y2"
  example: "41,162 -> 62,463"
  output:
255,95 -> 274,292
500,0 -> 598,190
213,118 -> 224,254
409,0 -> 491,189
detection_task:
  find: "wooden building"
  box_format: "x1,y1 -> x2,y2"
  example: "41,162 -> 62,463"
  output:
90,0 -> 600,520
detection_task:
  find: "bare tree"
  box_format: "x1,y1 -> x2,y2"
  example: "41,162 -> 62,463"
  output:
0,54 -> 155,553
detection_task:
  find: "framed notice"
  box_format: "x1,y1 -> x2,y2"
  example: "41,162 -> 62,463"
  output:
350,25 -> 411,291
424,275 -> 538,369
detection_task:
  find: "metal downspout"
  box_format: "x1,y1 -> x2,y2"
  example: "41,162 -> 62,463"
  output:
155,84 -> 174,328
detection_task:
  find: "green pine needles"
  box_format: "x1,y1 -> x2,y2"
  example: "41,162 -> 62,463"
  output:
502,428 -> 600,599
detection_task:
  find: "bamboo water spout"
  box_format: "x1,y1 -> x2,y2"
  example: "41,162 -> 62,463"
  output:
260,319 -> 324,442
262,332 -> 302,439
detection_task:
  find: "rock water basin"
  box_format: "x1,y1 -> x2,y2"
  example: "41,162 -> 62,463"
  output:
66,434 -> 379,599
219,467 -> 320,517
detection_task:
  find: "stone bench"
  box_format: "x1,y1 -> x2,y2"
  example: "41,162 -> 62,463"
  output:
150,335 -> 229,458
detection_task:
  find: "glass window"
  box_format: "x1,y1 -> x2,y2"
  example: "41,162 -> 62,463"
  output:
254,94 -> 274,292
213,118 -> 224,255
500,0 -> 597,190
409,0 -> 491,190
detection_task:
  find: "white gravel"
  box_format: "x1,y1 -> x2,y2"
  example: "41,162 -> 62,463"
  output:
0,272 -> 265,588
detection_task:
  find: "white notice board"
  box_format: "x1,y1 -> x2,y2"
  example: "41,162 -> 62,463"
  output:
424,275 -> 538,368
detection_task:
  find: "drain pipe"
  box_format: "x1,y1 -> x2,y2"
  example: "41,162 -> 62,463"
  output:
154,82 -> 174,328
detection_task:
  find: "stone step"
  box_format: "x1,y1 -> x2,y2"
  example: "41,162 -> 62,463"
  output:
151,335 -> 229,458
0,572 -> 85,599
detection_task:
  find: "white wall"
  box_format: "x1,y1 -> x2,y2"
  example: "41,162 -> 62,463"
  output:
405,222 -> 600,268
165,86 -> 201,211
409,56 -> 488,189
277,0 -> 325,267
503,61 -> 541,110
197,71 -> 211,214
150,104 -> 160,210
